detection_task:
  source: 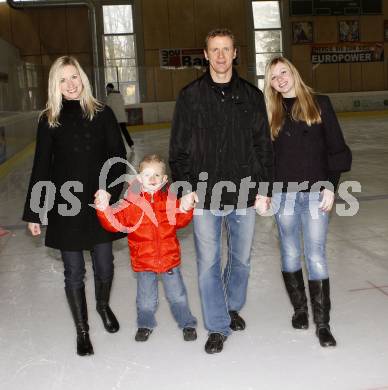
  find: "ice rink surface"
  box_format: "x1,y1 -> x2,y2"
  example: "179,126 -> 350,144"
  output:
0,113 -> 388,390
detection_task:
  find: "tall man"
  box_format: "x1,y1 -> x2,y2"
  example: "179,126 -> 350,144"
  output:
169,28 -> 273,354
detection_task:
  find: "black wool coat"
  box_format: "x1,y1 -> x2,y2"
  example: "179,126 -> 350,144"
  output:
23,99 -> 127,250
273,95 -> 352,192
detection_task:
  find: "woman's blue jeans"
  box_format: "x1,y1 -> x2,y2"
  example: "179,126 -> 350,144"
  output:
193,207 -> 256,336
136,266 -> 197,330
61,241 -> 114,289
272,192 -> 330,281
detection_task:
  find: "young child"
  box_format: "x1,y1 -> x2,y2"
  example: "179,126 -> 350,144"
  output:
94,154 -> 197,342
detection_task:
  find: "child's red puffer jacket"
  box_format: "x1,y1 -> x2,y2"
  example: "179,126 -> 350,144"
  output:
97,184 -> 193,273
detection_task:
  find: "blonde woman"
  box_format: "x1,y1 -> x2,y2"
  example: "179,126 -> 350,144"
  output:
23,56 -> 126,356
264,57 -> 352,347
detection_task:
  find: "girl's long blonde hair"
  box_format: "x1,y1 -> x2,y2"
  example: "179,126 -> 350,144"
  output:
264,56 -> 321,140
41,56 -> 102,127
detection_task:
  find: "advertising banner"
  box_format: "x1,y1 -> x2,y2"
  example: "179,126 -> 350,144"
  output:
159,48 -> 239,69
159,48 -> 207,69
311,42 -> 384,64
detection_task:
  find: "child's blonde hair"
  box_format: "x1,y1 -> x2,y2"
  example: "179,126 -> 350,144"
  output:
139,154 -> 166,174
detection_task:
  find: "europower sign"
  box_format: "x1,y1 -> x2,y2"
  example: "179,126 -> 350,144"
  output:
160,48 -> 207,69
311,42 -> 384,64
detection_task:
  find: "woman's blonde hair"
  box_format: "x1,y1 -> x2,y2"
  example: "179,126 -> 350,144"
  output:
41,56 -> 102,127
264,56 -> 321,139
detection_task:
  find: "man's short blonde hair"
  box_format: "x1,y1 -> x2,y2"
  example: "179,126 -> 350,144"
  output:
204,28 -> 235,50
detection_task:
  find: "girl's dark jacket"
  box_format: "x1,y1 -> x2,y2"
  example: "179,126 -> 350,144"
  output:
274,95 -> 352,192
23,99 -> 127,250
169,68 -> 274,209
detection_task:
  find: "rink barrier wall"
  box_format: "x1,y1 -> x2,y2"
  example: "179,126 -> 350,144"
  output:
1,110 -> 388,180
128,91 -> 388,125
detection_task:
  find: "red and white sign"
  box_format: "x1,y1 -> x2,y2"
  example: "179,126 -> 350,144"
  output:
160,48 -> 207,69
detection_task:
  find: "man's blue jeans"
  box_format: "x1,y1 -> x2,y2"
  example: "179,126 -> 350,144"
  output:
193,207 -> 256,336
136,266 -> 197,330
272,192 -> 330,281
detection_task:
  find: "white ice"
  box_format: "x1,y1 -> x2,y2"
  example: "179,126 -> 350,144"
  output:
0,116 -> 388,390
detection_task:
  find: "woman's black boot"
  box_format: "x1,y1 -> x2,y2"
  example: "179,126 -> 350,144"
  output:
282,269 -> 309,329
308,279 -> 337,347
95,279 -> 120,333
65,287 -> 94,356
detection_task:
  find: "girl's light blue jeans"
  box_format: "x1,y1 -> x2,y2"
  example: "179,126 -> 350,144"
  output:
271,192 -> 330,281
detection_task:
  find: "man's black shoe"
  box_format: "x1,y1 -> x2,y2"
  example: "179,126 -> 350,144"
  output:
316,325 -> 337,347
204,333 -> 227,354
183,327 -> 197,341
229,311 -> 246,331
135,328 -> 152,342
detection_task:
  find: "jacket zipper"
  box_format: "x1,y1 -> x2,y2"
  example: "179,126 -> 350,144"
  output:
150,193 -> 161,269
